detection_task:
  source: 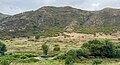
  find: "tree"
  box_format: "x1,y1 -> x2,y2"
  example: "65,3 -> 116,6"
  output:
42,43 -> 49,55
81,39 -> 116,57
0,41 -> 7,55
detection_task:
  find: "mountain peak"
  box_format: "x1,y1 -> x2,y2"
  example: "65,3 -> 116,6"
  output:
40,6 -> 57,9
37,6 -> 75,10
0,13 -> 10,20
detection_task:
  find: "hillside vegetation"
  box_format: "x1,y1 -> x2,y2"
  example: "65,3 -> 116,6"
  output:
0,6 -> 120,38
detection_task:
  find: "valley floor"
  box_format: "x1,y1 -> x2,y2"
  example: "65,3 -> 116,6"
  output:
1,32 -> 120,55
0,32 -> 120,65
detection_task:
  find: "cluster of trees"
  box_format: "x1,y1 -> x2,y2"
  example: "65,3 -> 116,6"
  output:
56,39 -> 120,65
0,39 -> 120,65
81,39 -> 115,58
40,39 -> 120,65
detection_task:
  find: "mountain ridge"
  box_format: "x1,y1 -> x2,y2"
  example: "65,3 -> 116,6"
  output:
0,6 -> 120,38
0,13 -> 10,20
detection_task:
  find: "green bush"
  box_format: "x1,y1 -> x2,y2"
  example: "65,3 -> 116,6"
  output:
20,55 -> 28,59
0,55 -> 16,61
12,54 -> 37,58
19,58 -> 39,63
115,43 -> 120,48
0,41 -> 7,55
28,58 -> 39,62
55,53 -> 66,59
100,40 -> 116,57
35,34 -> 40,39
115,48 -> 120,58
53,45 -> 60,52
65,55 -> 74,65
42,43 -> 49,55
82,39 -> 116,58
92,58 -> 102,65
12,54 -> 22,58
0,60 -> 11,65
23,54 -> 37,57
0,54 -> 39,63
66,49 -> 76,59
17,58 -> 39,63
76,48 -> 90,58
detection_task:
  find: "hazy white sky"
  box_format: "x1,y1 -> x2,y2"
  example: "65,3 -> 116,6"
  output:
0,0 -> 120,15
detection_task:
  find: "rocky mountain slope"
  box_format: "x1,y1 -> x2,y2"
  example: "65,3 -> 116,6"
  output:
0,13 -> 9,20
0,6 -> 120,38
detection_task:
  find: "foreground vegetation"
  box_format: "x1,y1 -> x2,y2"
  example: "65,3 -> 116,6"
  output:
0,54 -> 120,65
0,39 -> 120,65
1,58 -> 117,65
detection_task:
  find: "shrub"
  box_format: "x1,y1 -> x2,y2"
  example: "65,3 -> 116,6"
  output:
53,45 -> 60,51
0,55 -> 16,61
55,53 -> 66,60
17,58 -> 39,63
12,54 -> 21,58
12,54 -> 37,59
82,39 -> 103,56
20,55 -> 28,59
0,41 -> 7,55
23,54 -> 37,57
24,58 -> 39,62
115,48 -> 120,58
0,60 -> 11,65
7,54 -> 28,60
8,53 -> 13,55
0,54 -> 39,63
92,58 -> 102,65
66,49 -> 76,59
82,39 -> 116,58
100,40 -> 116,58
65,55 -> 74,65
76,48 -> 90,58
115,43 -> 120,48
35,34 -> 40,39
42,43 -> 49,55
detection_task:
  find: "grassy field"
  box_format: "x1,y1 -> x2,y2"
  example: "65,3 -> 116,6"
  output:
2,38 -> 79,55
0,32 -> 120,65
1,32 -> 119,55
